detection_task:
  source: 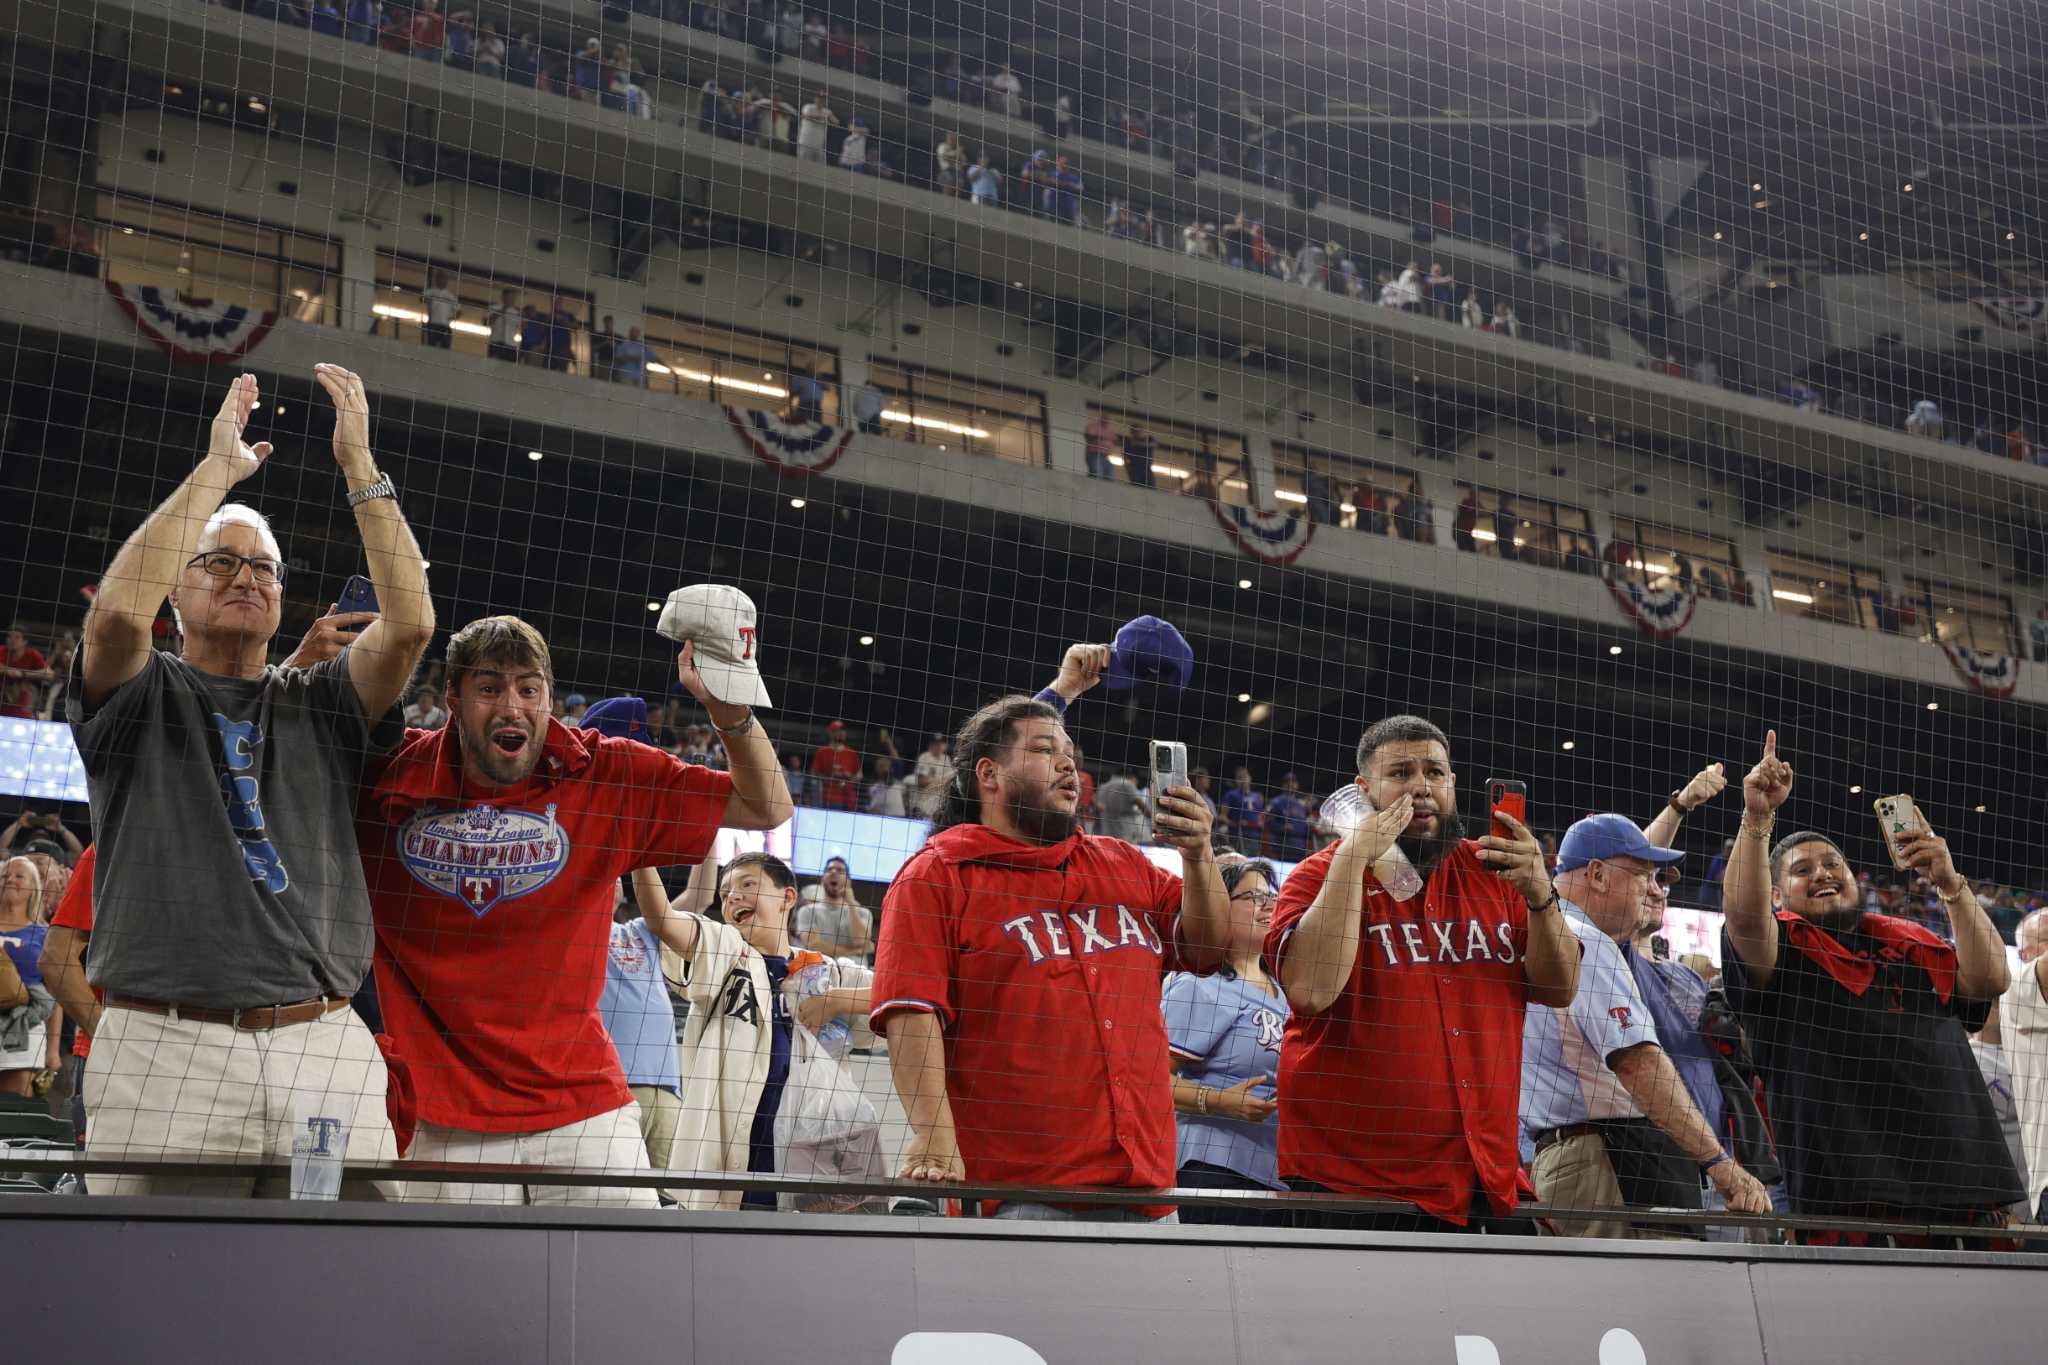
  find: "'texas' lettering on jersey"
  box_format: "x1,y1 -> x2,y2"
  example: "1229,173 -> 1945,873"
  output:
1000,904 -> 1164,963
1360,917 -> 1520,967
398,802 -> 569,915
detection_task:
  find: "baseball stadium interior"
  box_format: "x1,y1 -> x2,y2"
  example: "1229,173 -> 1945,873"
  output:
3,0 -> 2048,1357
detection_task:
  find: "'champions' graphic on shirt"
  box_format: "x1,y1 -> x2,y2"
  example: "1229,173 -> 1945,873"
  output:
212,712 -> 288,893
398,802 -> 569,915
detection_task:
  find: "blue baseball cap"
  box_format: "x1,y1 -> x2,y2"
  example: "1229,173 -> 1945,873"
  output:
1555,814 -> 1685,874
563,693 -> 587,708
1105,615 -> 1195,692
578,696 -> 647,741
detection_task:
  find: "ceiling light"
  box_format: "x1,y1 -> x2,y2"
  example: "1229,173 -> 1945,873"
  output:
1751,182 -> 1762,191
1772,589 -> 1816,605
1275,489 -> 1309,503
248,99 -> 267,112
858,635 -> 875,646
1974,804 -> 1987,813
646,601 -> 661,611
1902,183 -> 1913,192
881,409 -> 988,439
1849,785 -> 1863,794
526,450 -> 543,461
1925,701 -> 1939,711
789,497 -> 806,508
2006,231 -> 2017,241
1237,578 -> 1253,590
1712,231 -> 1724,241
1236,692 -> 1251,703
1561,740 -> 1576,751
1607,645 -> 1623,656
646,363 -> 673,375
1858,232 -> 1869,241
274,405 -> 285,415
372,303 -> 428,323
450,320 -> 491,336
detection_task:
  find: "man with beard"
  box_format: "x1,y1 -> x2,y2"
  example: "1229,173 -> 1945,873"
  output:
1721,731 -> 2021,1244
1267,714 -> 1579,1231
359,610 -> 793,1206
68,367 -> 433,1197
871,644 -> 1231,1220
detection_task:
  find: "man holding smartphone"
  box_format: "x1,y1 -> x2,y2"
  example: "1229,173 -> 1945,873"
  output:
1720,731 -> 2021,1244
871,643 -> 1231,1220
1267,714 -> 1580,1232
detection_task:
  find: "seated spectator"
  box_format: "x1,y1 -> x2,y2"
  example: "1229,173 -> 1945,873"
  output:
1264,774 -> 1310,861
1094,768 -> 1152,845
401,683 -> 447,729
1165,857 -> 1289,1225
1519,815 -> 1768,1238
864,754 -> 906,817
1721,732 -> 2022,1244
796,856 -> 874,961
810,720 -> 862,810
0,856 -> 52,1099
1221,765 -> 1264,849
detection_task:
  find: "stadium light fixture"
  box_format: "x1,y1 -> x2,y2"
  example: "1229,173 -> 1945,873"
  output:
1772,589 -> 1816,605
1751,182 -> 1762,191
645,602 -> 660,612
1902,183 -> 1913,192
789,497 -> 807,509
1236,692 -> 1252,703
1926,701 -> 1940,711
526,450 -> 543,462
1975,804 -> 1987,813
1236,578 -> 1253,590
1858,232 -> 1870,241
1608,645 -> 1623,656
1849,785 -> 1863,794
1561,740 -> 1576,751
859,635 -> 875,646
882,409 -> 989,439
1712,231 -> 1724,241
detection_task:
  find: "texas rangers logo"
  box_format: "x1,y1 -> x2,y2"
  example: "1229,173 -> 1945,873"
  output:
398,802 -> 569,915
1608,1004 -> 1634,1030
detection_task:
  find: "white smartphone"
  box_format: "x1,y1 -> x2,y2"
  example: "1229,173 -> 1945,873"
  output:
1149,740 -> 1189,801
1873,793 -> 1926,870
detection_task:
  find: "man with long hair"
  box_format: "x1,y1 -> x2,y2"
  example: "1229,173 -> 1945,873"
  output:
872,645 -> 1230,1220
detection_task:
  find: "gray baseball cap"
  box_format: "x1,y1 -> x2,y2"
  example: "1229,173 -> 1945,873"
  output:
655,584 -> 773,709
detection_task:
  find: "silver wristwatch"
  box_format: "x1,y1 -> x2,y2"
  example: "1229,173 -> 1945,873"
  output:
347,475 -> 397,508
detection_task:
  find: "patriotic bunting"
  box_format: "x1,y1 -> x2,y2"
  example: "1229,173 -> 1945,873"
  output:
1601,541 -> 1697,639
106,280 -> 277,364
1938,638 -> 2019,699
1210,497 -> 1315,566
724,405 -> 854,477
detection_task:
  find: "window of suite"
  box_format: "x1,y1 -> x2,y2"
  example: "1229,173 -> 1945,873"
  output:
1905,575 -> 2017,655
1273,442 -> 1420,534
1615,517 -> 1749,604
641,312 -> 839,420
1458,485 -> 1595,567
96,191 -> 338,324
1087,405 -> 1249,503
373,255 -> 583,359
871,361 -> 1047,465
1765,549 -> 1885,630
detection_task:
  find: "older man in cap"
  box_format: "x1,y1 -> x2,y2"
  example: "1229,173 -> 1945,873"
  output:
1520,814 -> 1771,1238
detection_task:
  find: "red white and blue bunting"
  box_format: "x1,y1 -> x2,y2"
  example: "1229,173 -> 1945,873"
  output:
1938,638 -> 2019,699
724,405 -> 854,478
1972,295 -> 2048,336
1210,497 -> 1315,566
1601,541 -> 1697,639
106,280 -> 277,364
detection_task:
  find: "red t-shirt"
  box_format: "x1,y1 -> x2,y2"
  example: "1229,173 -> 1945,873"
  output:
49,843 -> 96,1059
811,743 -> 861,810
0,644 -> 46,717
358,721 -> 730,1134
871,824 -> 1188,1210
1265,838 -> 1532,1223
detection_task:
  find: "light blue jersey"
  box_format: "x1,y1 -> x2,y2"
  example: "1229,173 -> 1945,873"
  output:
1162,967 -> 1289,1189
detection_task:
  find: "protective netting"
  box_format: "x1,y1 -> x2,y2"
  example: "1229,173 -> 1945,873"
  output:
0,0 -> 2045,1245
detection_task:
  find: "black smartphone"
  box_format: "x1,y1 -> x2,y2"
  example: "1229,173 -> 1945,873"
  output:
336,574 -> 379,615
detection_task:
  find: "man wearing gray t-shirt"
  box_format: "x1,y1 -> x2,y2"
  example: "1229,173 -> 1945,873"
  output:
69,366 -> 434,1198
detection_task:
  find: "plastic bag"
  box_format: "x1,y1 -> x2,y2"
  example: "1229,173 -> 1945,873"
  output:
773,1023 -> 886,1213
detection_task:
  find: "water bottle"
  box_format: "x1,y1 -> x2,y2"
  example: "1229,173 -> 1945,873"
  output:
797,962 -> 852,1058
289,1092 -> 349,1201
1317,786 -> 1425,902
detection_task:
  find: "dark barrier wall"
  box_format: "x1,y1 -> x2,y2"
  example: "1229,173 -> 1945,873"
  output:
9,1201 -> 2047,1363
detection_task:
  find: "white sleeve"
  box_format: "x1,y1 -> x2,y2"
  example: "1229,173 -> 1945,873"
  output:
660,913 -> 751,1008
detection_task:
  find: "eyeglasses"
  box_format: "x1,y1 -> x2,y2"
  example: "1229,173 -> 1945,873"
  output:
186,551 -> 286,586
1229,891 -> 1279,910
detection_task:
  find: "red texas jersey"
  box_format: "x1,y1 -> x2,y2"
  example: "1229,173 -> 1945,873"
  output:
1265,838 -> 1532,1223
359,721 -> 730,1133
871,823 -> 1189,1206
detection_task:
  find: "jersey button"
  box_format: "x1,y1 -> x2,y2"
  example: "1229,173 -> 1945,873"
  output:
1103,1019 -> 1114,1030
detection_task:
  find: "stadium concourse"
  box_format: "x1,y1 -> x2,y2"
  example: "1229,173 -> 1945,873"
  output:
5,0 -> 2048,1359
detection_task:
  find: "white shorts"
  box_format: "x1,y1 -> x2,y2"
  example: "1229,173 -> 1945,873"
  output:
401,1101 -> 658,1208
0,1021 -> 47,1074
83,1003 -> 399,1198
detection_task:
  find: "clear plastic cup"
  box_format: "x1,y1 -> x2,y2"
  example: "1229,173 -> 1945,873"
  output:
1318,785 -> 1425,901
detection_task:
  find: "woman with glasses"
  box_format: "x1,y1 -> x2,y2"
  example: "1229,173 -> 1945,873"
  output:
1162,857 -> 1291,1224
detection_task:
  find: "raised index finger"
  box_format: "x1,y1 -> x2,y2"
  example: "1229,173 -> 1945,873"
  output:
1762,729 -> 1778,760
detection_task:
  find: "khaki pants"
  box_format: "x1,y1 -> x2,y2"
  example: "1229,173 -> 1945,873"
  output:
630,1083 -> 684,1203
1532,1131 -> 1689,1241
84,1004 -> 398,1199
402,1101 -> 657,1208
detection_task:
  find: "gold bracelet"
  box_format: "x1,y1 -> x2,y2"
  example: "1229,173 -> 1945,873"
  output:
1738,812 -> 1776,842
1196,1086 -> 1211,1116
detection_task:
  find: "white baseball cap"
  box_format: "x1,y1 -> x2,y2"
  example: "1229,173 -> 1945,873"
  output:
656,584 -> 773,709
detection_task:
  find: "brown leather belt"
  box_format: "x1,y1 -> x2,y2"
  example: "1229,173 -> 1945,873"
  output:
1532,1121 -> 1601,1157
105,994 -> 352,1032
